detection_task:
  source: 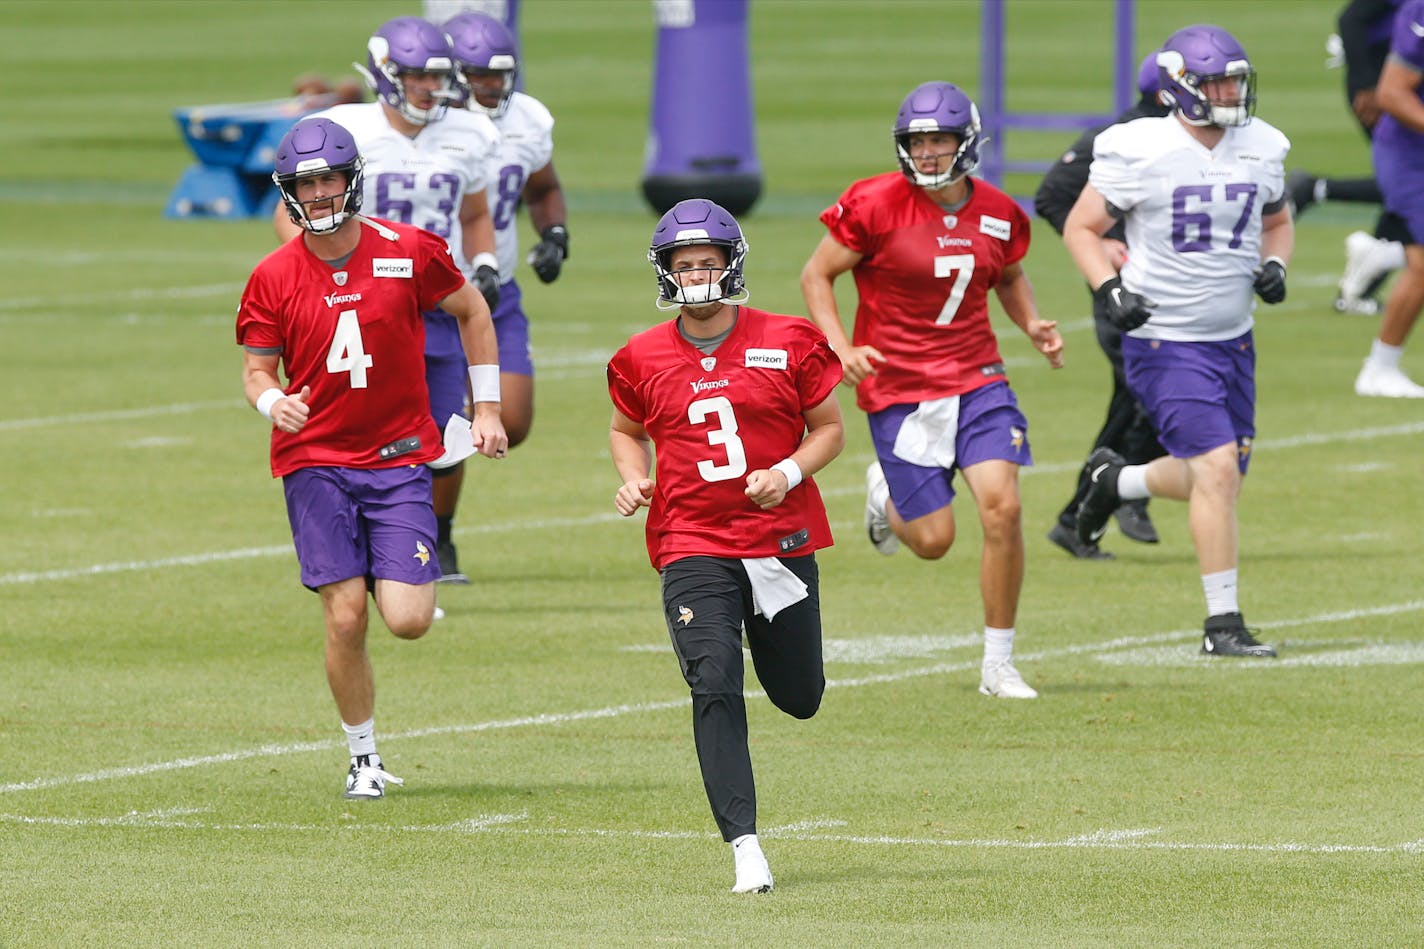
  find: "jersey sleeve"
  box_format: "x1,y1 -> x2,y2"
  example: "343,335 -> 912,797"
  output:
235,258 -> 284,350
414,229 -> 470,311
818,185 -> 872,255
1391,0 -> 1424,72
795,329 -> 844,409
522,94 -> 557,170
606,345 -> 646,423
1089,122 -> 1151,213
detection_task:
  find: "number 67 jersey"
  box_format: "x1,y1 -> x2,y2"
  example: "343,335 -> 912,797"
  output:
237,221 -> 466,477
607,308 -> 843,569
1090,114 -> 1289,342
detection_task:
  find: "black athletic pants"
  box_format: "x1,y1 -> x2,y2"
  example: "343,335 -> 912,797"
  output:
1056,313 -> 1165,529
659,554 -> 824,842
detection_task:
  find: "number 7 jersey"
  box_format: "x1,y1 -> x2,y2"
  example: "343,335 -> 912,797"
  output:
236,222 -> 467,477
607,308 -> 843,569
819,172 -> 1031,413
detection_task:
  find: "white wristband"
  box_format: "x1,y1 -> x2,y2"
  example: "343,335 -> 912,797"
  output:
255,387 -> 285,422
468,364 -> 501,404
770,458 -> 803,491
1263,255 -> 1287,273
471,252 -> 498,274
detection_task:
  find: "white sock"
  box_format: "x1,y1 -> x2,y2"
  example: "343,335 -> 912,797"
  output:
1382,241 -> 1407,271
1202,569 -> 1240,617
983,626 -> 1014,666
342,717 -> 377,759
732,833 -> 760,854
1116,464 -> 1151,500
1369,339 -> 1404,370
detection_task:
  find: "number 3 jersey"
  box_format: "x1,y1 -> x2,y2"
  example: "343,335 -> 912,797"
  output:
1090,114 -> 1290,341
607,308 -> 843,569
236,222 -> 467,477
819,172 -> 1030,414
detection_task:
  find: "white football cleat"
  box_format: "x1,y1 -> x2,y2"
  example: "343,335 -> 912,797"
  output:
979,659 -> 1039,699
1355,360 -> 1424,399
731,834 -> 774,894
1337,231 -> 1399,313
343,756 -> 404,800
864,462 -> 900,556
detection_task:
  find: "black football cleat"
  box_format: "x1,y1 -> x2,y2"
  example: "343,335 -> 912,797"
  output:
1113,499 -> 1159,544
435,539 -> 470,585
1048,522 -> 1115,560
1201,613 -> 1276,658
1074,448 -> 1125,546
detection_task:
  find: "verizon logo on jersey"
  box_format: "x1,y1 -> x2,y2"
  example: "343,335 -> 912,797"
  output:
979,215 -> 1011,241
745,348 -> 788,370
690,378 -> 730,394
372,258 -> 413,278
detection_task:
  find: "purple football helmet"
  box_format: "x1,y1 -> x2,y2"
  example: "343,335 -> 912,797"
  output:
445,11 -> 518,119
1137,51 -> 1161,100
1156,25 -> 1256,127
648,199 -> 749,310
272,117 -> 365,234
358,16 -> 457,126
893,81 -> 983,189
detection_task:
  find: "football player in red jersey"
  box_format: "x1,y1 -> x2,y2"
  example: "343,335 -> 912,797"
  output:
237,117 -> 507,800
801,81 -> 1063,700
607,199 -> 845,894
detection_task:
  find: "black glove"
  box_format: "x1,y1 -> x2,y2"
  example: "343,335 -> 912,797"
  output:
1091,276 -> 1156,332
1254,257 -> 1287,304
473,265 -> 501,311
527,225 -> 569,284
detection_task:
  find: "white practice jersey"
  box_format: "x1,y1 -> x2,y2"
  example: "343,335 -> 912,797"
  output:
483,92 -> 555,280
314,102 -> 500,278
1091,114 -> 1290,341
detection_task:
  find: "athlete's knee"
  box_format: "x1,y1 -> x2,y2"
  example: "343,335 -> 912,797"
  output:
771,679 -> 824,720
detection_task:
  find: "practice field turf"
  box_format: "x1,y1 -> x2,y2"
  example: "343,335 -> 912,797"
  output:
3,1 -> 1422,945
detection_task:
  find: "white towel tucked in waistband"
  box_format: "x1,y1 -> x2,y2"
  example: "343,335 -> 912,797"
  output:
741,557 -> 809,620
892,395 -> 960,468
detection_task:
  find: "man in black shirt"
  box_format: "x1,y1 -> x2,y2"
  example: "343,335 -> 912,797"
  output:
1036,53 -> 1169,560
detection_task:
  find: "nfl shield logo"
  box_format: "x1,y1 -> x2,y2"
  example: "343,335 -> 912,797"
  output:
333,271 -> 348,286
700,357 -> 716,371
943,215 -> 957,230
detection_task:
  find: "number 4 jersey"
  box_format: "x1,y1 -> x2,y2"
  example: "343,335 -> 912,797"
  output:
237,221 -> 467,477
607,308 -> 843,569
1090,114 -> 1289,342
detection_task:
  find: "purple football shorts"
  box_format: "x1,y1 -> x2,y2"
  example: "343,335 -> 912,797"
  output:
492,279 -> 533,377
423,309 -> 468,427
1122,332 -> 1255,473
867,380 -> 1032,522
282,465 -> 440,590
1372,139 -> 1424,245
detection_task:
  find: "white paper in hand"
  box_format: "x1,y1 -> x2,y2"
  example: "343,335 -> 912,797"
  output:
429,414 -> 477,469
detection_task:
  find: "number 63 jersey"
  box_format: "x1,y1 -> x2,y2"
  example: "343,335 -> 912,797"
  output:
1090,114 -> 1290,342
607,308 -> 843,569
236,222 -> 466,477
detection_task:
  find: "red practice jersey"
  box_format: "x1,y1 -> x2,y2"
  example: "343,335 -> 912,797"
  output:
607,307 -> 842,569
819,172 -> 1030,413
237,220 -> 466,477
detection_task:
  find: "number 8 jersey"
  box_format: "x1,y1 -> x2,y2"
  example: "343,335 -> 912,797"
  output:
1090,114 -> 1289,342
237,222 -> 467,477
607,308 -> 843,569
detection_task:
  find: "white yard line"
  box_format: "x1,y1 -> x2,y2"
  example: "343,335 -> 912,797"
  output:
4,600 -> 1421,796
2,807 -> 1418,857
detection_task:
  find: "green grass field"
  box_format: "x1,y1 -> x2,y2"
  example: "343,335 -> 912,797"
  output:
4,1 -> 1423,945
